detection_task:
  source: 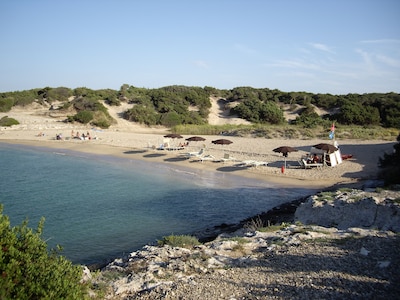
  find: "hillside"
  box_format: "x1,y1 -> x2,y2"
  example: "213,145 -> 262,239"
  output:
1,86 -> 399,130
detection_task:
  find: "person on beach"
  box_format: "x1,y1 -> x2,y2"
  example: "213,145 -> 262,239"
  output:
312,154 -> 320,163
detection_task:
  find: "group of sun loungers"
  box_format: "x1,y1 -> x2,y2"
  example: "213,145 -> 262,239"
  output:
179,148 -> 268,167
147,140 -> 344,170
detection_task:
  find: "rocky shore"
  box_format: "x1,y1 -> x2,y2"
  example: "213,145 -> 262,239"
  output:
86,187 -> 400,299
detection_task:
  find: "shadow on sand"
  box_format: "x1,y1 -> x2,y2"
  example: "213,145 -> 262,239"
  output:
123,150 -> 148,154
143,153 -> 167,158
216,165 -> 252,172
164,156 -> 189,162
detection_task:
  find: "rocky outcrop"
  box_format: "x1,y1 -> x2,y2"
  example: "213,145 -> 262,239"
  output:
88,188 -> 400,299
294,189 -> 400,232
90,225 -> 399,299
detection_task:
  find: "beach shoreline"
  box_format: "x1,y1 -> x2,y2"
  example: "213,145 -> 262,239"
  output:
1,101 -> 397,190
0,136 -> 384,190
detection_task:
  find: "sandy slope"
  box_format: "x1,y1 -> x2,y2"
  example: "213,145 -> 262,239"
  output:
0,99 -> 396,188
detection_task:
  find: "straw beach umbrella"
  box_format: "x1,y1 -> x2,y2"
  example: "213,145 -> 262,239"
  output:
211,139 -> 233,145
164,133 -> 183,139
313,143 -> 337,153
212,139 -> 234,159
185,136 -> 206,149
186,136 -> 206,142
273,146 -> 298,169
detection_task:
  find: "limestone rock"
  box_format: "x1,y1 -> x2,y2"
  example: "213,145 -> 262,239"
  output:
294,189 -> 400,231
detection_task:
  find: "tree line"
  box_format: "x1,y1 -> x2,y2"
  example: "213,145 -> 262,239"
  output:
0,85 -> 399,129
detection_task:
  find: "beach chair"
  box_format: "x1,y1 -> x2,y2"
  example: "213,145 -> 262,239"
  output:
157,142 -> 170,150
250,160 -> 268,168
239,160 -> 267,168
238,160 -> 256,167
183,148 -> 205,159
198,154 -> 216,163
220,153 -> 237,163
299,158 -> 324,169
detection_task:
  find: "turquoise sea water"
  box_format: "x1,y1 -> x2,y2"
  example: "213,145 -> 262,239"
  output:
0,142 -> 316,265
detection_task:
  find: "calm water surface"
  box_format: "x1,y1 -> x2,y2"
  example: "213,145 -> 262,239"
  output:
0,142 -> 316,265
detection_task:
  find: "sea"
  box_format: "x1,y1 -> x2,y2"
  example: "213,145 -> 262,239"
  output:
0,142 -> 317,266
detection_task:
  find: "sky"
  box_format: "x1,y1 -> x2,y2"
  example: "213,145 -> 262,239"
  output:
1,0 -> 399,95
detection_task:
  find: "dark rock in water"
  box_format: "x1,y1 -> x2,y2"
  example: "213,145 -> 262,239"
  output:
362,179 -> 385,189
194,196 -> 310,243
241,196 -> 309,226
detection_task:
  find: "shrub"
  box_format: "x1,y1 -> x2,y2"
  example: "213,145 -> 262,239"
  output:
73,110 -> 93,124
379,133 -> 400,185
157,234 -> 200,248
124,105 -> 158,126
160,111 -> 182,127
0,116 -> 19,126
0,97 -> 14,112
0,205 -> 89,299
91,111 -> 113,128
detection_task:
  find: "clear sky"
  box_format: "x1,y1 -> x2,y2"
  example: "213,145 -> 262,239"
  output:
1,0 -> 399,95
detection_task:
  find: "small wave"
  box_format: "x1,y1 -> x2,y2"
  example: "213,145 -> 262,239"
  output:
53,152 -> 66,156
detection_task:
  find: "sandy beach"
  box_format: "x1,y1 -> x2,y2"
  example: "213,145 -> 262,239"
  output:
0,102 -> 396,189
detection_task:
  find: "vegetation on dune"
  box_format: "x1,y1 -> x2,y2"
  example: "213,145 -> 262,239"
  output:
123,85 -> 211,126
0,205 -> 90,299
173,123 -> 398,140
0,85 -> 399,133
0,116 -> 19,126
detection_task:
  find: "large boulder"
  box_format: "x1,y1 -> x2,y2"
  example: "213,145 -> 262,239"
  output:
294,189 -> 400,232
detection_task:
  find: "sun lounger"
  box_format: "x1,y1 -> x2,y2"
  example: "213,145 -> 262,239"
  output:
299,158 -> 324,169
220,153 -> 238,163
198,154 -> 216,163
251,161 -> 268,168
183,148 -> 205,159
156,139 -> 185,151
164,146 -> 185,151
239,160 -> 268,168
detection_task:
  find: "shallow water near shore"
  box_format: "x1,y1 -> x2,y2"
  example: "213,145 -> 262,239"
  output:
0,142 -> 317,265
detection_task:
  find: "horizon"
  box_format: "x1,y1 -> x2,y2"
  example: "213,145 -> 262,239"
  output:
1,0 -> 399,95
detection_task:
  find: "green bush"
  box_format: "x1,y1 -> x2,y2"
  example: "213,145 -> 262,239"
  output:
0,97 -> 14,112
160,111 -> 182,127
0,205 -> 89,299
157,234 -> 200,249
379,133 -> 400,185
73,110 -> 93,124
91,111 -> 112,128
124,105 -> 159,126
0,116 -> 19,126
